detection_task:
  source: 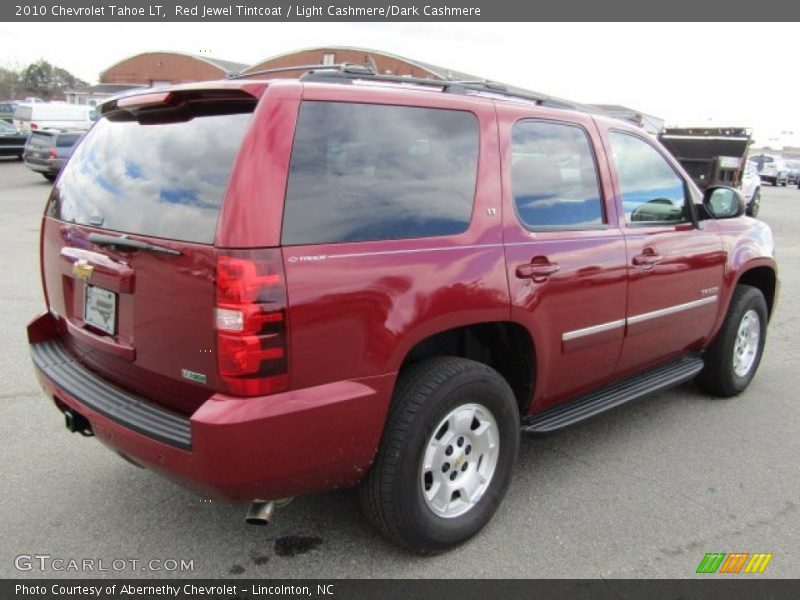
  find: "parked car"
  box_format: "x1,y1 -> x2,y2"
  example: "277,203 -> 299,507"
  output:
740,161 -> 762,217
27,71 -> 778,554
23,130 -> 82,181
0,101 -> 17,123
748,153 -> 788,186
0,120 -> 27,159
13,102 -> 97,134
784,159 -> 800,185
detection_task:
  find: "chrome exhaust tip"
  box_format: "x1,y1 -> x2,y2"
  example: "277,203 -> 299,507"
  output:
245,500 -> 275,525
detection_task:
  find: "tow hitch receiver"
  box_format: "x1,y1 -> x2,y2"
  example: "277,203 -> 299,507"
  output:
64,408 -> 94,437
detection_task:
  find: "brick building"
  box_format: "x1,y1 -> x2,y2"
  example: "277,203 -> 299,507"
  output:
241,46 -> 477,80
100,52 -> 247,87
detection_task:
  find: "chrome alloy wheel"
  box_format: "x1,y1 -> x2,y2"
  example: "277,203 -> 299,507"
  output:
420,403 -> 499,519
733,309 -> 761,378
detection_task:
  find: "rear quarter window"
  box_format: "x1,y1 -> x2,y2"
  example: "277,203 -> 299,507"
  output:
281,101 -> 479,245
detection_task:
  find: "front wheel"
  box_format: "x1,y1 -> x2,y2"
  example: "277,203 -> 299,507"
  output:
360,357 -> 520,553
696,285 -> 768,397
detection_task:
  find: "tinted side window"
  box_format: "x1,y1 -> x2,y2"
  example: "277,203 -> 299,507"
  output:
609,132 -> 687,224
511,120 -> 604,230
282,102 -> 478,245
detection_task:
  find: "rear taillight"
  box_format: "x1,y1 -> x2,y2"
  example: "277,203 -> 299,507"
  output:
215,250 -> 288,396
48,148 -> 57,159
31,123 -> 38,130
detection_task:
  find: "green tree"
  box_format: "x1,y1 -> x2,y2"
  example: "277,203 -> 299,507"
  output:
0,65 -> 22,99
20,59 -> 87,100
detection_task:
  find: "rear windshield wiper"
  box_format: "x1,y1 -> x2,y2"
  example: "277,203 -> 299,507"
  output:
88,233 -> 182,256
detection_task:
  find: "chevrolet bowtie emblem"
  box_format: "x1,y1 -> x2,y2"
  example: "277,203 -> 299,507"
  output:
73,259 -> 94,282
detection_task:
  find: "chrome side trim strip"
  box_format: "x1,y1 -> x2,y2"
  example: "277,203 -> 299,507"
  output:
561,296 -> 718,342
627,296 -> 718,325
562,319 -> 626,341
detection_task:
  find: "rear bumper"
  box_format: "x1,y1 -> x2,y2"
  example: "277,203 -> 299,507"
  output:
24,156 -> 64,174
28,312 -> 394,501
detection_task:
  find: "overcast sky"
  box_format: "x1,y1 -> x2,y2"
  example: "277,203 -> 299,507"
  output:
0,22 -> 796,146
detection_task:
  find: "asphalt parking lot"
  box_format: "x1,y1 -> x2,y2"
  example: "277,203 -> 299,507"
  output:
1,158 -> 798,579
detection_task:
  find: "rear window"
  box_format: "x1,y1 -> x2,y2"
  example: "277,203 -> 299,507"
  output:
56,133 -> 81,146
48,110 -> 252,244
282,101 -> 478,245
29,132 -> 56,146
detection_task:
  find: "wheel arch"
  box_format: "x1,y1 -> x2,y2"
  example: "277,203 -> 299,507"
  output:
396,321 -> 537,415
735,265 -> 777,319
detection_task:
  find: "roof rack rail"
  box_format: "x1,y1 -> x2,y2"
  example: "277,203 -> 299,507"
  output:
232,62 -> 583,111
301,64 -> 580,109
226,63 -> 359,80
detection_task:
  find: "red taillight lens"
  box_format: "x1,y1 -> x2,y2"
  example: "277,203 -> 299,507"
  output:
216,256 -> 281,304
215,251 -> 288,397
31,123 -> 38,130
48,148 -> 57,159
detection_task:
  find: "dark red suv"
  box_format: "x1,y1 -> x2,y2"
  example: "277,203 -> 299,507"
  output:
28,67 -> 778,553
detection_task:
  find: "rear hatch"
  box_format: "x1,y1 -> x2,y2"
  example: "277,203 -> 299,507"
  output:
41,88 -> 264,415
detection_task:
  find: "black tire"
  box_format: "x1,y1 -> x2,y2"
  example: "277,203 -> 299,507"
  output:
42,173 -> 56,182
696,285 -> 768,397
746,188 -> 760,217
360,357 -> 520,553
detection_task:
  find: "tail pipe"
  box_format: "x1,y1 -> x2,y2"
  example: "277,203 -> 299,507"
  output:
245,500 -> 275,525
245,498 -> 293,525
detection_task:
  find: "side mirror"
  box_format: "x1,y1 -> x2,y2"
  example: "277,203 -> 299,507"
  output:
703,186 -> 745,219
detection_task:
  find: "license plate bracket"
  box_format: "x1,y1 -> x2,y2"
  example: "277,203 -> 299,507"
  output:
84,284 -> 117,335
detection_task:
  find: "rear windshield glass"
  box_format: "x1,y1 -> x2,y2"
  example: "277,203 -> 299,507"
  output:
29,132 -> 55,145
282,101 -> 478,245
57,133 -> 81,146
48,111 -> 252,244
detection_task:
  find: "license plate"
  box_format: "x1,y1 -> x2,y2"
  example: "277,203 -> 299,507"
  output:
84,285 -> 116,335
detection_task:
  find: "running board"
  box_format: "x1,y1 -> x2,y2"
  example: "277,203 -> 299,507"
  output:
521,355 -> 704,434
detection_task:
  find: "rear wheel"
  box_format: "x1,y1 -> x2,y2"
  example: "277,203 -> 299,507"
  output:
746,188 -> 760,217
696,285 -> 768,397
42,173 -> 56,182
360,357 -> 520,553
